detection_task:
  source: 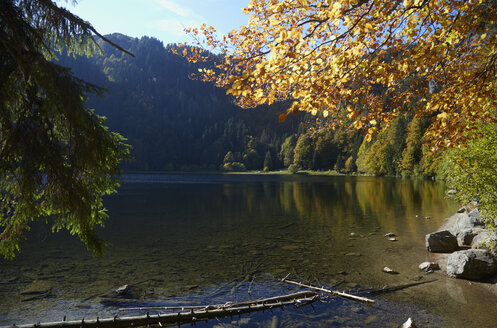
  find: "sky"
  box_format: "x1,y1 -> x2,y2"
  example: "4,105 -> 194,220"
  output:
59,0 -> 251,45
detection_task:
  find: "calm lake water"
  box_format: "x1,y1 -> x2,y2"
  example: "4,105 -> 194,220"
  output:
1,174 -> 497,327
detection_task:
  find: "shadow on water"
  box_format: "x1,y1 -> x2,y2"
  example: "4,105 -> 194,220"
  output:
1,174 -> 496,327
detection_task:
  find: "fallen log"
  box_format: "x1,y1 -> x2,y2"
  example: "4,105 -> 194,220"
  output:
2,291 -> 318,328
281,276 -> 375,304
117,290 -> 317,313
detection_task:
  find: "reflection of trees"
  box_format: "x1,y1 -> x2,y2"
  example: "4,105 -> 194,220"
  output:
122,177 -> 454,244
216,177 -> 454,242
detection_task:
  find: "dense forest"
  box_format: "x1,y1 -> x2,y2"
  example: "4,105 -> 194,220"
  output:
59,33 -> 439,177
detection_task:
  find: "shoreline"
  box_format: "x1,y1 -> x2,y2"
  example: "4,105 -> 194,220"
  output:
428,209 -> 497,297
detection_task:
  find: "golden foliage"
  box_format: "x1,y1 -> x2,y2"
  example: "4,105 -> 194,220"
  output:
178,0 -> 497,149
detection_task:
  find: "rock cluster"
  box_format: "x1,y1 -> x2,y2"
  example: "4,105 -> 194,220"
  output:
424,206 -> 497,281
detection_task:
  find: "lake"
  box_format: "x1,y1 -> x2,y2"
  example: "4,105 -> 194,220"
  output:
1,174 -> 496,327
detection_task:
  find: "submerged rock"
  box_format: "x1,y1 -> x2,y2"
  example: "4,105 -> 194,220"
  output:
20,280 -> 53,301
20,280 -> 53,295
101,284 -> 144,299
385,233 -> 396,237
446,249 -> 497,280
425,230 -> 458,253
419,262 -> 440,272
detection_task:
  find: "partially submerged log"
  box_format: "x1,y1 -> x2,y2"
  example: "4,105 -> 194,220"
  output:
117,290 -> 316,314
2,291 -> 318,328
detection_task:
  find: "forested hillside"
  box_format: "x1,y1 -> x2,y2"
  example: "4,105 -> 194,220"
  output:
59,33 -> 433,176
59,34 -> 303,171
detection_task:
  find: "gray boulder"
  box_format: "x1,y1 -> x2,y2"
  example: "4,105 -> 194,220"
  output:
472,230 -> 497,249
425,230 -> 459,253
453,212 -> 485,235
457,228 -> 481,246
446,249 -> 497,280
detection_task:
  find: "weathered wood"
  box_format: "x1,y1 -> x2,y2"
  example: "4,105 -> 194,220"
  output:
2,291 -> 318,328
281,277 -> 375,303
117,290 -> 317,313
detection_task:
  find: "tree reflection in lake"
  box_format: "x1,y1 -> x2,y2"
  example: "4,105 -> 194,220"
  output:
1,174 -> 496,327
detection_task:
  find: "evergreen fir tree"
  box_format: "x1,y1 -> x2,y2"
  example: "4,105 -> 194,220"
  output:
0,0 -> 131,258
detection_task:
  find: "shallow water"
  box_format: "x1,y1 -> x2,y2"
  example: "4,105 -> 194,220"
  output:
1,174 -> 496,327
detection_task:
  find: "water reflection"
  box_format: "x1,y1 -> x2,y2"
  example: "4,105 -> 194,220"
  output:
2,175 -> 495,327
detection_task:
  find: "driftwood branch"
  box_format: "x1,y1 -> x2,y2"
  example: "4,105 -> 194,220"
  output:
281,277 -> 375,304
2,291 -> 318,328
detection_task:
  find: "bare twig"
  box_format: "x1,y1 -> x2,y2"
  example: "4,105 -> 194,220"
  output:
281,277 -> 375,303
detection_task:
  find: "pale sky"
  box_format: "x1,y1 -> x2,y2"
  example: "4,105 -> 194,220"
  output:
59,0 -> 250,45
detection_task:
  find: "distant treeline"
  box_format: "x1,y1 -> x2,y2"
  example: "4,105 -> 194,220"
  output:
60,33 -> 442,177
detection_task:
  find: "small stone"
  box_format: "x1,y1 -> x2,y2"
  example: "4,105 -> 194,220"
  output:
382,267 -> 398,274
115,284 -> 130,295
104,284 -> 143,299
401,317 -> 417,328
388,237 -> 398,242
424,216 -> 432,220
385,233 -> 396,237
350,232 -> 357,237
419,262 -> 440,272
